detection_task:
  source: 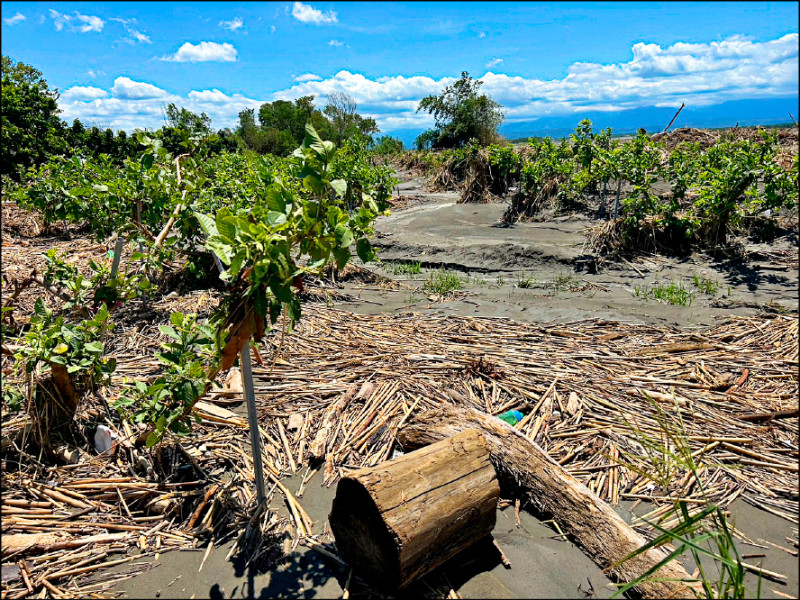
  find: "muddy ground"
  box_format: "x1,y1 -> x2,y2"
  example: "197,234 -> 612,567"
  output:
115,168 -> 798,599
333,170 -> 797,329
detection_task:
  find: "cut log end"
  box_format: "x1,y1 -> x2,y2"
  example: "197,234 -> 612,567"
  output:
329,428 -> 499,590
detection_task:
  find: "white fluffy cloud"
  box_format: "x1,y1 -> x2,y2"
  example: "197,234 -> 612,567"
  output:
328,39 -> 344,47
486,58 -> 503,68
294,73 -> 323,82
292,2 -> 337,25
62,86 -> 109,101
273,33 -> 799,129
49,9 -> 104,33
59,79 -> 262,131
161,41 -> 238,63
56,34 -> 799,134
111,77 -> 169,100
3,12 -> 26,26
219,17 -> 244,31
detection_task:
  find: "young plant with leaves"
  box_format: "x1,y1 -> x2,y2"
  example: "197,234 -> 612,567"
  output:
5,299 -> 115,437
42,248 -> 152,313
125,124 -> 389,443
115,312 -> 218,446
611,396 -> 759,599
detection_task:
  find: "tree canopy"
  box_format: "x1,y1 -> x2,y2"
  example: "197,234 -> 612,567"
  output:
323,92 -> 379,145
1,55 -> 67,178
239,94 -> 380,156
415,71 -> 504,150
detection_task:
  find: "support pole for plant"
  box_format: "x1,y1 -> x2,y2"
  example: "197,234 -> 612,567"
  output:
662,103 -> 685,133
110,238 -> 125,279
241,343 -> 267,506
153,153 -> 190,249
613,180 -> 622,220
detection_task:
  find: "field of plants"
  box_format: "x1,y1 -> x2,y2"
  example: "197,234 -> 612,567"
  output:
398,122 -> 799,257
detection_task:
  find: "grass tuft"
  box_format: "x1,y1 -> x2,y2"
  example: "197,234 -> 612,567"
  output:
387,261 -> 422,276
635,280 -> 694,306
422,270 -> 463,295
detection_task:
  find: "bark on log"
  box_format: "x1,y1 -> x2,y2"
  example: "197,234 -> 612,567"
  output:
398,405 -> 701,599
329,428 -> 499,590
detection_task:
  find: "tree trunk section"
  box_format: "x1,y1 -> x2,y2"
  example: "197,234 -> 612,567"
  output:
397,405 -> 701,599
328,428 -> 499,590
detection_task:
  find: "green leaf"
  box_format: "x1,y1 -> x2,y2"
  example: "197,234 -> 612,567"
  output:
229,251 -> 246,278
330,179 -> 347,197
141,154 -> 154,170
333,246 -> 351,270
84,341 -> 104,353
215,214 -> 237,242
356,239 -> 376,262
265,186 -> 287,213
207,238 -> 233,265
145,430 -> 161,448
193,211 -> 218,237
339,228 -> 354,248
54,343 -> 69,354
303,175 -> 325,196
286,298 -> 301,324
266,211 -> 287,227
158,325 -> 182,341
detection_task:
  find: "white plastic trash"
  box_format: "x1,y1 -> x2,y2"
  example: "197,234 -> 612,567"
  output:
94,425 -> 118,455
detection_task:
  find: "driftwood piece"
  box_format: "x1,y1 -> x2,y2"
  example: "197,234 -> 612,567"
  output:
308,383 -> 359,461
329,428 -> 498,590
398,405 -> 700,599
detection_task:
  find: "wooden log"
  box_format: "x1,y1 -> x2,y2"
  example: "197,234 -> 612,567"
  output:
328,428 -> 498,590
397,405 -> 700,599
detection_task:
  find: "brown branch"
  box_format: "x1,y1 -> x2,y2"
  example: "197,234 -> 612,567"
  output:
153,153 -> 191,249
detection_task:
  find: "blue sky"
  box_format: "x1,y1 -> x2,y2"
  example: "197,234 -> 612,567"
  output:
2,1 -> 798,139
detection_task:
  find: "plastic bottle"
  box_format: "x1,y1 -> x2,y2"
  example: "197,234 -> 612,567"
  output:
497,410 -> 524,426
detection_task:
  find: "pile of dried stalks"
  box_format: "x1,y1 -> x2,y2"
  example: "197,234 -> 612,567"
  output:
652,125 -> 799,153
252,306 -> 798,534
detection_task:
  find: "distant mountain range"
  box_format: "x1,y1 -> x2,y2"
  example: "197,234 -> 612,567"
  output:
385,97 -> 800,148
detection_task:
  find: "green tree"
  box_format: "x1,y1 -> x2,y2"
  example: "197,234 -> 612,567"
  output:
1,56 -> 67,178
162,103 -> 212,136
323,91 -> 379,144
243,96 -> 337,156
416,71 -> 504,149
373,135 -> 404,155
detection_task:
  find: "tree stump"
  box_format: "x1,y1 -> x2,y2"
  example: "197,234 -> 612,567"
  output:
328,428 -> 499,590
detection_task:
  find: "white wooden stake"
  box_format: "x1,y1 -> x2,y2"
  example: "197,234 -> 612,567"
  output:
110,238 -> 125,279
241,343 -> 267,505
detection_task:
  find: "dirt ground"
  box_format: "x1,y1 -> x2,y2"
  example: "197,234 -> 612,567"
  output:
336,170 -> 798,329
113,469 -> 798,599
